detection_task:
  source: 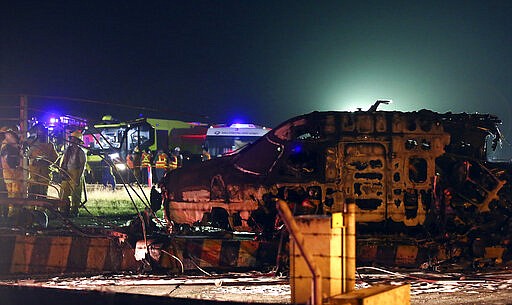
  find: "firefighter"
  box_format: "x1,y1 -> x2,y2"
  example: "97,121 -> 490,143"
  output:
1,129 -> 24,197
130,146 -> 141,183
0,128 -> 24,217
201,147 -> 211,162
154,149 -> 169,182
59,130 -> 86,217
140,149 -> 152,185
175,147 -> 183,168
27,124 -> 58,199
169,147 -> 182,171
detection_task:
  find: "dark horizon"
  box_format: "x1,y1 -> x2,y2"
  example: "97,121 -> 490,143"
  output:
1,1 -> 512,142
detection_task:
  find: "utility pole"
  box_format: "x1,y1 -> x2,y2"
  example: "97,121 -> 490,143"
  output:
19,95 -> 28,142
20,95 -> 29,198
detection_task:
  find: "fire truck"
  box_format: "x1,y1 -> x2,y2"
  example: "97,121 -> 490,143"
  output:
84,117 -> 271,183
29,114 -> 88,152
83,116 -> 200,183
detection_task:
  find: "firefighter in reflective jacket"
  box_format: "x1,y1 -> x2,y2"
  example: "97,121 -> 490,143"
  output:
28,125 -> 58,199
0,128 -> 24,217
140,150 -> 152,185
169,154 -> 178,171
154,150 -> 168,182
169,147 -> 182,171
59,130 -> 86,217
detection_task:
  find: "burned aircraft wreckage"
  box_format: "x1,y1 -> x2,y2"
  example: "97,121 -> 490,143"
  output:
159,103 -> 512,269
3,102 -> 510,276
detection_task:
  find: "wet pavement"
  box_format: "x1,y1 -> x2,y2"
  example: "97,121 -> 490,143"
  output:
2,268 -> 512,305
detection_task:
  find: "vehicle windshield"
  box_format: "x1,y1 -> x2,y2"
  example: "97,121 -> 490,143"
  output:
126,124 -> 152,152
84,127 -> 125,151
84,123 -> 153,154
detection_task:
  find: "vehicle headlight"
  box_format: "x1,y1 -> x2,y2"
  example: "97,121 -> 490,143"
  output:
115,163 -> 127,171
109,153 -> 120,160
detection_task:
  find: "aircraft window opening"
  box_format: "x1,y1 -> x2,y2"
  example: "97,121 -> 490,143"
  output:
405,139 -> 418,150
409,157 -> 427,183
234,137 -> 282,174
297,132 -> 312,140
283,144 -> 318,177
421,139 -> 431,150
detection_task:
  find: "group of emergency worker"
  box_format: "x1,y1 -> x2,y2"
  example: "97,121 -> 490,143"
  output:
0,124 -> 206,220
0,126 -> 86,219
132,147 -> 183,185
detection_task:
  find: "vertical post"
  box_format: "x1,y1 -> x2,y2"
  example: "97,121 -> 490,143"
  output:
345,202 -> 356,292
147,166 -> 152,188
19,95 -> 28,142
19,95 -> 29,198
277,200 -> 323,305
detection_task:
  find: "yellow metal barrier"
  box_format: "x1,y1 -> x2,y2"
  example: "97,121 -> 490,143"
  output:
277,200 -> 410,305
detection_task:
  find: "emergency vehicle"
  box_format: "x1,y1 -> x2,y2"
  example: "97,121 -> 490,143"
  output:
84,117 -> 271,183
204,123 -> 270,157
27,114 -> 88,151
169,123 -> 270,161
83,116 -> 200,183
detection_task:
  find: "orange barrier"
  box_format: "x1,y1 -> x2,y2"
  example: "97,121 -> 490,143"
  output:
0,234 -> 139,275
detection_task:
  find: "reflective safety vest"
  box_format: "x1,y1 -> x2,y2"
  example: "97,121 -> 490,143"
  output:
141,152 -> 152,167
169,155 -> 178,170
201,151 -> 211,162
155,153 -> 168,169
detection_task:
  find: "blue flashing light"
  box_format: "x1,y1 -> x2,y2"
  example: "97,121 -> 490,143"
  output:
229,123 -> 256,129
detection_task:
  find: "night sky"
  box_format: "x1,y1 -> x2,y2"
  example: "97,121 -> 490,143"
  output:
1,1 -> 512,140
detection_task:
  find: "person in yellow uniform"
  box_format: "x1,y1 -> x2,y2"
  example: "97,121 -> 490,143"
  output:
201,147 -> 211,162
169,148 -> 179,171
28,125 -> 58,199
59,131 -> 86,217
154,150 -> 169,182
0,128 -> 24,217
140,149 -> 152,185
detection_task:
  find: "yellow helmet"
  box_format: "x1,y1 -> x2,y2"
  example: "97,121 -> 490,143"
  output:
0,127 -> 17,138
70,130 -> 83,141
102,115 -> 113,121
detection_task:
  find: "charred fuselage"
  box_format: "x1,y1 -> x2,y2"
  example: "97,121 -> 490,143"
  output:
160,109 -> 512,261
